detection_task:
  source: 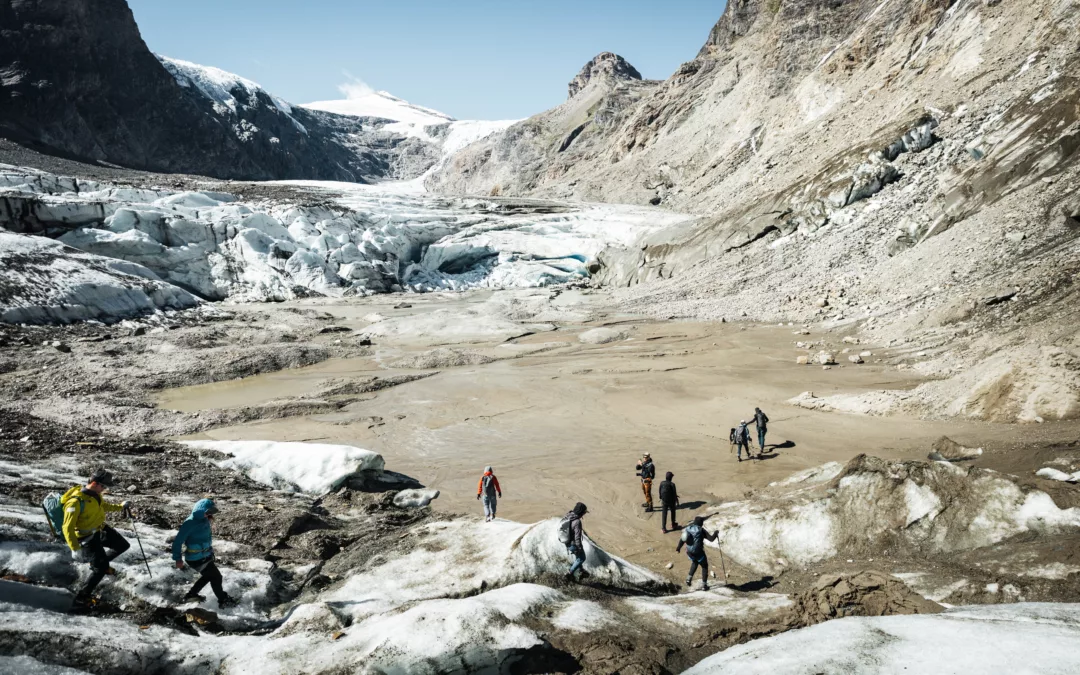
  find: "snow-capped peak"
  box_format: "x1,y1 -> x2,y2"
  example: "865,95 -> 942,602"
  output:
302,89 -> 454,126
158,55 -> 292,115
157,55 -> 306,134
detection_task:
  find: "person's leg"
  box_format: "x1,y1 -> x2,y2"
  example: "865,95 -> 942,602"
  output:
759,428 -> 767,450
669,505 -> 679,529
100,526 -> 130,563
489,496 -> 497,519
687,557 -> 699,585
644,479 -> 653,510
75,535 -> 109,599
482,496 -> 491,519
700,559 -> 710,589
203,561 -> 227,601
661,505 -> 668,530
568,546 -> 586,575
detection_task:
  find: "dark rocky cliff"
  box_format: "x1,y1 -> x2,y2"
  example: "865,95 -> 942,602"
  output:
0,0 -> 429,181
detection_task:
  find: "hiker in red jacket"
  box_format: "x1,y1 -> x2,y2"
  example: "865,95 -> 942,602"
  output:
477,466 -> 502,522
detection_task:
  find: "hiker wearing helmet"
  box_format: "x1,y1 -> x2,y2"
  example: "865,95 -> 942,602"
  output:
658,471 -> 680,533
172,498 -> 237,608
558,502 -> 590,581
754,407 -> 770,451
635,453 -> 656,512
61,469 -> 132,607
676,516 -> 718,591
476,466 -> 502,522
735,421 -> 752,461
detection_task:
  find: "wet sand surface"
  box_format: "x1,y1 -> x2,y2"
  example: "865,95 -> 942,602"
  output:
158,291 -> 1080,580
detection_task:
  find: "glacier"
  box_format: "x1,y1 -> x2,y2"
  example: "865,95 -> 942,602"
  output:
0,164 -> 689,322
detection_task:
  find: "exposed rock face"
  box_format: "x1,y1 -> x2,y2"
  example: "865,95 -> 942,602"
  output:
568,52 -> 642,99
0,0 -> 433,181
433,0 -> 1080,425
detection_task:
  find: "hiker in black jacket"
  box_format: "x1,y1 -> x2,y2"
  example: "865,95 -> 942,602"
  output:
676,516 -> 719,591
658,471 -> 680,533
754,407 -> 770,451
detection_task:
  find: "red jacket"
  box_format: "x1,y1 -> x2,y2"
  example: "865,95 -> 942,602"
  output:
478,472 -> 502,497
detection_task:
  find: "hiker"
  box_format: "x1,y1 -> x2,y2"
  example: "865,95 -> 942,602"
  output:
60,469 -> 132,607
635,453 -> 656,512
476,466 -> 502,522
658,471 -> 680,533
676,516 -> 718,591
754,407 -> 770,451
735,421 -> 752,461
558,502 -> 590,581
172,498 -> 237,608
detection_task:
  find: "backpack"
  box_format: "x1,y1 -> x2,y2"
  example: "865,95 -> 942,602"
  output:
43,492 -> 80,540
681,523 -> 704,556
482,474 -> 496,497
557,515 -> 573,545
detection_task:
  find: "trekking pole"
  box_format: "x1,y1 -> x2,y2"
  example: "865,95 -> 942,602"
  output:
717,544 -> 729,585
128,514 -> 152,578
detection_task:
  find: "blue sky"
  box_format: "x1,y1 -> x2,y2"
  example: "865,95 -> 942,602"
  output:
127,1 -> 725,120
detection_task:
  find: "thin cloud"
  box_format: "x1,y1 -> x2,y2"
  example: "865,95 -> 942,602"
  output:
338,70 -> 374,99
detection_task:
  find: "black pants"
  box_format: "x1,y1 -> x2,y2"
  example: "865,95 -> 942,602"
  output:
77,525 -> 130,598
661,503 -> 678,530
189,556 -> 227,601
688,554 -> 709,584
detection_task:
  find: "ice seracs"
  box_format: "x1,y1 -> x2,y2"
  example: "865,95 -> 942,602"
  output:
0,164 -> 690,324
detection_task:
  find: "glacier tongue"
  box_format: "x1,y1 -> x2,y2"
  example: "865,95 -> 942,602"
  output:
0,165 -> 690,321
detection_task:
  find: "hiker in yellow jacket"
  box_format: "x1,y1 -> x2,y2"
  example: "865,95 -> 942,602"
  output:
62,469 -> 132,606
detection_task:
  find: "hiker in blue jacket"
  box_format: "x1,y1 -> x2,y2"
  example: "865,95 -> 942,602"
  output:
172,499 -> 236,608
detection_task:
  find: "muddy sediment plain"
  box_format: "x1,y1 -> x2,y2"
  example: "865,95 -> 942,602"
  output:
154,289 -> 1080,581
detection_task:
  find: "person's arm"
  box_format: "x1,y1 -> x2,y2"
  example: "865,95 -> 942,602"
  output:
172,520 -> 194,563
103,499 -> 127,513
477,477 -> 484,499
705,529 -> 719,542
61,498 -> 82,551
573,520 -> 583,549
674,486 -> 679,506
493,476 -> 501,497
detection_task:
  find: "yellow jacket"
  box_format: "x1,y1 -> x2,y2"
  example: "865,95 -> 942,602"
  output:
60,486 -> 124,551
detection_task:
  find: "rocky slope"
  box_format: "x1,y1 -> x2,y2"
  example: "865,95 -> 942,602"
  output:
0,0 -> 434,182
431,0 -> 1080,424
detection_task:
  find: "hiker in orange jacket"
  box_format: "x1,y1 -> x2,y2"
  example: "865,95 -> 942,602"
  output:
477,466 -> 502,522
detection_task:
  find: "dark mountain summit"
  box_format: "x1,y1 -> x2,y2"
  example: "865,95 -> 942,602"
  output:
0,0 -> 431,181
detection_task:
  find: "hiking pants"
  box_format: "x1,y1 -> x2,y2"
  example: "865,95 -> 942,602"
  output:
567,544 -> 586,576
482,495 -> 497,519
641,478 -> 653,509
758,427 -> 767,450
738,441 -> 750,459
189,556 -> 227,602
687,553 -> 709,585
662,504 -> 678,531
76,526 -> 130,598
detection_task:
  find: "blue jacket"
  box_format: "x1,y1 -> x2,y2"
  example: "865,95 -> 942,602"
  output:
172,499 -> 217,562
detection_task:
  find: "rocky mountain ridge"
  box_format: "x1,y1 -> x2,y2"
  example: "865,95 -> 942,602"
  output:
430,0 -> 1080,424
0,0 -> 436,182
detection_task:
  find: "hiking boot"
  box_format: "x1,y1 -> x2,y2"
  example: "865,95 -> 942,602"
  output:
685,577 -> 692,588
579,570 -> 591,579
738,457 -> 742,462
217,595 -> 238,609
662,528 -> 668,534
183,592 -> 206,603
702,583 -> 710,591
105,567 -> 117,576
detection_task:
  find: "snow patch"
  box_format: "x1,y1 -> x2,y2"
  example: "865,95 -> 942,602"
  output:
180,440 -> 384,494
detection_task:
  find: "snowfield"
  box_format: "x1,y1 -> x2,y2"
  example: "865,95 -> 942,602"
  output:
0,164 -> 690,323
684,603 -> 1080,674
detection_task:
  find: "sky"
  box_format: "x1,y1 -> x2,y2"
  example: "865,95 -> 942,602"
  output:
126,0 -> 725,121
